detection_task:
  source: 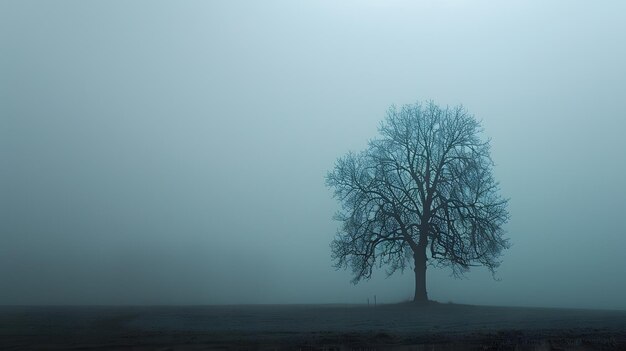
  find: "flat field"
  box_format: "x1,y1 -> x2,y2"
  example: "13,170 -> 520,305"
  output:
1,303 -> 625,350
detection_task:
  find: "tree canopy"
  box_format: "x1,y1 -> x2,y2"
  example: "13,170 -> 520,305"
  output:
326,101 -> 510,302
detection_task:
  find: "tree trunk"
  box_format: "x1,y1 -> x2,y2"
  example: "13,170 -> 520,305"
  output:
413,245 -> 428,303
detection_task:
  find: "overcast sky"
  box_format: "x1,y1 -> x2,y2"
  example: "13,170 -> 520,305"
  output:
1,1 -> 625,309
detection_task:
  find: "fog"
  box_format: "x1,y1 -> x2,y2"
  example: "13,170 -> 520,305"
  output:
1,1 -> 625,310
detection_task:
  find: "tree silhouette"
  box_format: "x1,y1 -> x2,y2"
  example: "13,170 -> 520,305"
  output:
326,101 -> 510,302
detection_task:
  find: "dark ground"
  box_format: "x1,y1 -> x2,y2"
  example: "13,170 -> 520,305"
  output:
1,303 -> 625,350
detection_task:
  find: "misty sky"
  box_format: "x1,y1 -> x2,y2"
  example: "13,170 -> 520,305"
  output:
1,1 -> 626,309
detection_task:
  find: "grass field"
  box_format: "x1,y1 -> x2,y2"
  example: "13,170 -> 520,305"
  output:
1,303 -> 625,350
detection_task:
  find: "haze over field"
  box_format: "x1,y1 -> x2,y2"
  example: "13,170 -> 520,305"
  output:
1,1 -> 625,310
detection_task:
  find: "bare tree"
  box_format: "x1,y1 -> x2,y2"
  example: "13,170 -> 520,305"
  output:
326,101 -> 510,303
